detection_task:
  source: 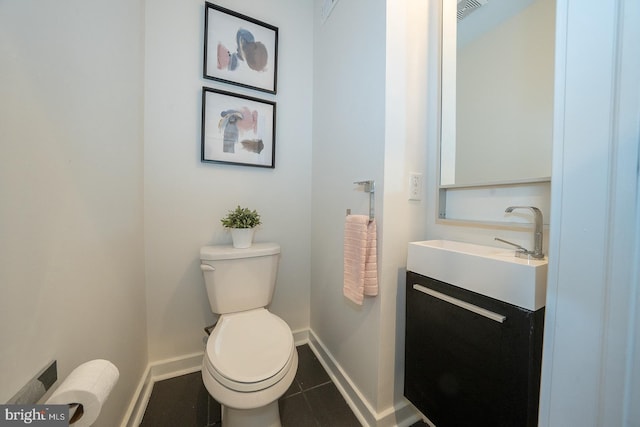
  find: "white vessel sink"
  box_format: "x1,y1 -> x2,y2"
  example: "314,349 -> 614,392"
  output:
407,240 -> 548,311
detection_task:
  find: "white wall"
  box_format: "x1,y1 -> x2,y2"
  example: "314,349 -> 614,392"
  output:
144,0 -> 313,362
538,0 -> 640,425
0,2 -> 148,426
311,0 -> 430,423
382,0 -> 432,418
311,0 -> 386,412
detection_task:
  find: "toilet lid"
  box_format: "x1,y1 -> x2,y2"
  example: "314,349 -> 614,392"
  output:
206,308 -> 294,391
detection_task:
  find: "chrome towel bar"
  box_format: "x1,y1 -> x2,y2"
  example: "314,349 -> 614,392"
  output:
347,180 -> 375,221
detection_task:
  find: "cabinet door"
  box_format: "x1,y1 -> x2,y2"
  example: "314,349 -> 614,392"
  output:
404,272 -> 542,427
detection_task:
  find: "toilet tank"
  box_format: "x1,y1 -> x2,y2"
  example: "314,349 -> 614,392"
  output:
200,242 -> 280,314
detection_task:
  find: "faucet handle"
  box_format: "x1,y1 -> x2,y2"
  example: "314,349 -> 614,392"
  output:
494,237 -> 529,252
494,237 -> 537,259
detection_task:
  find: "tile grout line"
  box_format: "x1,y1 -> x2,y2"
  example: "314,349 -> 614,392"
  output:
281,378 -> 332,400
299,379 -> 333,393
299,385 -> 323,427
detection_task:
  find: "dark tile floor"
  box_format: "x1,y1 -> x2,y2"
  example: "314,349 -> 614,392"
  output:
141,344 -> 362,427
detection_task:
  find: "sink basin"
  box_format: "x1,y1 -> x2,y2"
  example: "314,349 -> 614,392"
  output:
407,240 -> 548,310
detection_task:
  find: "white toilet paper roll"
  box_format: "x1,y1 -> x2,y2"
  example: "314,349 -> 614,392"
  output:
46,359 -> 119,427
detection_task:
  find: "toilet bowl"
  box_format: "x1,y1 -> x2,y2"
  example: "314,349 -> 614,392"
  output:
199,243 -> 297,427
202,309 -> 298,426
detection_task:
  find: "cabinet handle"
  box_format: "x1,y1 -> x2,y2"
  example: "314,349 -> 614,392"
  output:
412,284 -> 507,323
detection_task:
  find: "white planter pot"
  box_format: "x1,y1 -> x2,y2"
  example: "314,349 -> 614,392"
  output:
230,228 -> 255,249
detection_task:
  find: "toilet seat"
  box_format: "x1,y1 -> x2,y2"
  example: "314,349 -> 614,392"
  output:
205,308 -> 294,393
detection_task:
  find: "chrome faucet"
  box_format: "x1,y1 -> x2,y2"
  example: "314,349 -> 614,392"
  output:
495,206 -> 544,259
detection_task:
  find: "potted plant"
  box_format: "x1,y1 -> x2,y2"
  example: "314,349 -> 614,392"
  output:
220,205 -> 261,248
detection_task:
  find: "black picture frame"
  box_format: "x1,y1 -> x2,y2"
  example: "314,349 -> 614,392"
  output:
203,3 -> 278,94
201,87 -> 276,168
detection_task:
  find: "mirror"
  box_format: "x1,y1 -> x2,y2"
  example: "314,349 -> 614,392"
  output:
440,0 -> 555,187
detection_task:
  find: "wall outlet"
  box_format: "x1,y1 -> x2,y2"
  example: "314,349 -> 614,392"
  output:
409,173 -> 423,201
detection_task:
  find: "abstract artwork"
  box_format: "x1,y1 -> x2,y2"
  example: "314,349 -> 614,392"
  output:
204,3 -> 279,94
201,87 -> 276,168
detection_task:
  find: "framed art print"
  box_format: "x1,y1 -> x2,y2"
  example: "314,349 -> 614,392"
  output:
201,87 -> 276,168
204,3 -> 278,94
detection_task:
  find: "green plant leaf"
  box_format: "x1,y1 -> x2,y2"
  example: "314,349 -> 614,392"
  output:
220,205 -> 261,229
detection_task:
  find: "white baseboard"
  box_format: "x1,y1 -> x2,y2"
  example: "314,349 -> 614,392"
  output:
119,364 -> 152,427
308,329 -> 421,427
291,328 -> 309,346
120,352 -> 203,427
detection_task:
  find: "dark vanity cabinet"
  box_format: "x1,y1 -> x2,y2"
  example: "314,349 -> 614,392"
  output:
404,271 -> 544,427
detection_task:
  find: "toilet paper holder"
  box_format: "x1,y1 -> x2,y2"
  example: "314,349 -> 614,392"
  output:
7,360 -> 58,405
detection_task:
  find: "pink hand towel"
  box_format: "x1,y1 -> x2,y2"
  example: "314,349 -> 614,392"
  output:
343,215 -> 378,305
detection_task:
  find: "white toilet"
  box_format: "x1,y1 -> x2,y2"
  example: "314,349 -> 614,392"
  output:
199,242 -> 298,427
